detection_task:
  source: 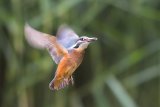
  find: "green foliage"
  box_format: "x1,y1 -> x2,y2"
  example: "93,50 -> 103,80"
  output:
0,0 -> 160,107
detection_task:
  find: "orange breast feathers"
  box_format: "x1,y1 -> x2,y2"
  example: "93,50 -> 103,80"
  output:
49,50 -> 85,90
55,50 -> 84,79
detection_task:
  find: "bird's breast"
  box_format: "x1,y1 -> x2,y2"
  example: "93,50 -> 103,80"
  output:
69,50 -> 85,67
53,50 -> 85,81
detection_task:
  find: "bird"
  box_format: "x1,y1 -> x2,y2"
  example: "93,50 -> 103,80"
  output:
24,24 -> 97,90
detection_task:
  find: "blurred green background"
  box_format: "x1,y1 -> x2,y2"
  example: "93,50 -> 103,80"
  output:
0,0 -> 160,107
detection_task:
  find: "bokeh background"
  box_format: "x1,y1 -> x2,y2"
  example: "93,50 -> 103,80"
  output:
0,0 -> 160,107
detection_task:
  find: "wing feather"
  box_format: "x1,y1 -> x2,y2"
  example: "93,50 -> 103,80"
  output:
24,24 -> 68,64
56,25 -> 79,49
24,24 -> 51,49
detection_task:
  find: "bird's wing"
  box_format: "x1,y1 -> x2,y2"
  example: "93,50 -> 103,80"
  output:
56,25 -> 79,49
24,24 -> 68,64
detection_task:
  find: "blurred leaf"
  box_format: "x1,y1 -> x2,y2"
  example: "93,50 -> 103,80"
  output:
106,75 -> 138,107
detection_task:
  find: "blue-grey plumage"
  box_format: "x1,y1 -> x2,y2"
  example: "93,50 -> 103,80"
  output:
56,25 -> 79,49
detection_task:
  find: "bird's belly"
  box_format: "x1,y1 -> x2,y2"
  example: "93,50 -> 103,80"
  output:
55,51 -> 84,80
55,56 -> 77,78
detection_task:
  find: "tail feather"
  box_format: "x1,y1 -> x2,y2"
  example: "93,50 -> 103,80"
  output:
49,77 -> 73,90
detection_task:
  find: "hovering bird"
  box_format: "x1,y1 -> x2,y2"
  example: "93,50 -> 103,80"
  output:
24,24 -> 97,90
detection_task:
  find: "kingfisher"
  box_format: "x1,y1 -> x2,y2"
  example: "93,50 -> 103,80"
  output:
24,24 -> 97,90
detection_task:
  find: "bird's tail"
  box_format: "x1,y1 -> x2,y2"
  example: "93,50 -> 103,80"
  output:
49,76 -> 74,90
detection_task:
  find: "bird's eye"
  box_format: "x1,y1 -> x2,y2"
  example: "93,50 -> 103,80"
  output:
80,38 -> 84,41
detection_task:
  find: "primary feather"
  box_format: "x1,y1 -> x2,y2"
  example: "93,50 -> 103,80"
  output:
56,25 -> 79,49
24,24 -> 68,64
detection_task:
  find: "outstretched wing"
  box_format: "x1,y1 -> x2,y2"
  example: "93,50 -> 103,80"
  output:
24,24 -> 68,64
56,25 -> 79,49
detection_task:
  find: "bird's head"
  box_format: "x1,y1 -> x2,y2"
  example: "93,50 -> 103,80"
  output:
72,36 -> 97,50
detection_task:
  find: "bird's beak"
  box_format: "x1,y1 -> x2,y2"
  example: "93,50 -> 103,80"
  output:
87,37 -> 98,42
